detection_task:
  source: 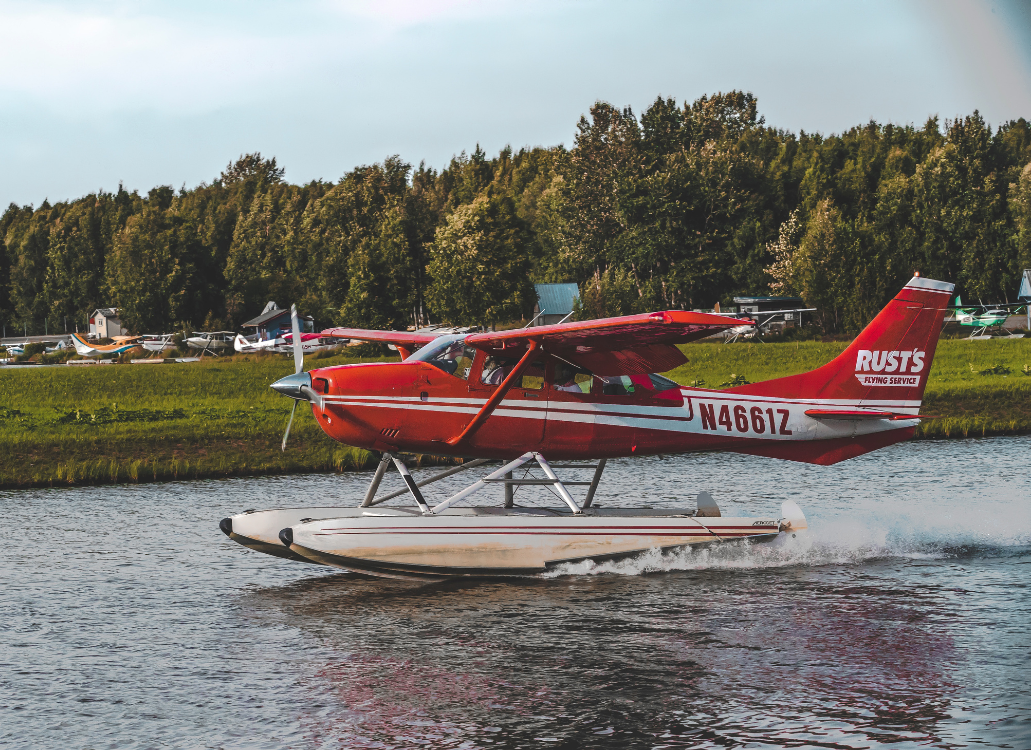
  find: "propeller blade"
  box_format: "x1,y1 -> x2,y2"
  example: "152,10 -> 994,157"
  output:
282,400 -> 298,452
291,304 -> 303,374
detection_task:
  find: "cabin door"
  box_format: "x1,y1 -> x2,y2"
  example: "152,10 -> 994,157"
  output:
466,352 -> 546,450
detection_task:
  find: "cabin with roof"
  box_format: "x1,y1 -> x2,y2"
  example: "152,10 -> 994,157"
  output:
241,302 -> 314,341
531,283 -> 580,326
89,308 -> 127,339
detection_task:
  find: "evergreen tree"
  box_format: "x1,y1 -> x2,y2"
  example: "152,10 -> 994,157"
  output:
426,190 -> 534,327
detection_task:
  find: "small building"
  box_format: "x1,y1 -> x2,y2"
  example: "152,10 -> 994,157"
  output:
89,308 -> 127,338
241,301 -> 313,341
532,283 -> 580,326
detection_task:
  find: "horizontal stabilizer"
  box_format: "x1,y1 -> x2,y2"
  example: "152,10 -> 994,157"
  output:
803,409 -> 936,421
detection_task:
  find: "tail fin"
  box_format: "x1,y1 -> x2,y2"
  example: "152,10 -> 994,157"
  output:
735,276 -> 954,406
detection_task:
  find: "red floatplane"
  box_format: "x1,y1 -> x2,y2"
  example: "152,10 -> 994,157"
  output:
221,275 -> 954,579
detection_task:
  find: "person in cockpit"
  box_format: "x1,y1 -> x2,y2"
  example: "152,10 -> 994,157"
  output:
481,356 -> 515,386
553,362 -> 593,394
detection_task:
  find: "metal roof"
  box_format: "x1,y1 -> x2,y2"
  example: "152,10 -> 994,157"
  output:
91,308 -> 119,318
534,283 -> 580,316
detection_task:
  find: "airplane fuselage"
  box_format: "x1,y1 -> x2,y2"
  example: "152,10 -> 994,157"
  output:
304,357 -> 919,467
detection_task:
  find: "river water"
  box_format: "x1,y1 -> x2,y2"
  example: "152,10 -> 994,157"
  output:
2,437 -> 1029,749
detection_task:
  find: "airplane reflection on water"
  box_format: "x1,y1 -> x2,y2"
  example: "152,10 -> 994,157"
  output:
236,550 -> 965,748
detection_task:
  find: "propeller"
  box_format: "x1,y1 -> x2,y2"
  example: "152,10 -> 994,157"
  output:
291,303 -> 303,376
282,402 -> 298,452
276,304 -> 323,451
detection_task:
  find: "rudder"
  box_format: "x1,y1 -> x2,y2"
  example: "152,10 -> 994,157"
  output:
733,276 -> 954,407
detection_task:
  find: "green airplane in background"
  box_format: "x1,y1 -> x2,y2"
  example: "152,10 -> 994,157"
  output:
950,294 -> 1025,339
947,270 -> 1031,338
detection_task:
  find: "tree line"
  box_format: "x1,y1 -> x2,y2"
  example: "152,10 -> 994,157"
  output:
3,91 -> 1030,337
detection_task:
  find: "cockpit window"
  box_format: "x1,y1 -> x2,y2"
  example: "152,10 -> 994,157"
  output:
423,341 -> 475,379
648,373 -> 681,392
481,356 -> 516,386
552,362 -> 593,394
600,375 -> 636,396
407,334 -> 466,363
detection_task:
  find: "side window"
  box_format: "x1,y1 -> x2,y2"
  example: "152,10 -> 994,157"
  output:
552,362 -> 593,395
520,361 -> 546,390
600,375 -> 637,396
479,357 -> 545,389
481,356 -> 516,386
428,342 -> 475,380
648,373 -> 681,392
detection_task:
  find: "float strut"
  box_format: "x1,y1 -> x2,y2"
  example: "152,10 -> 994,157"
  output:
504,470 -> 514,508
581,459 -> 607,510
361,454 -> 391,507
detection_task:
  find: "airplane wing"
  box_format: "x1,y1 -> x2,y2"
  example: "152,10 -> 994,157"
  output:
320,328 -> 439,345
465,311 -> 752,375
319,327 -> 440,359
734,307 -> 817,317
947,302 -> 1025,310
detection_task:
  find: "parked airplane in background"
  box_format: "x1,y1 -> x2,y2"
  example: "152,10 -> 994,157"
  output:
233,331 -> 337,355
221,275 -> 954,580
70,333 -> 142,358
141,334 -> 176,353
951,295 -> 1025,339
185,331 -> 235,355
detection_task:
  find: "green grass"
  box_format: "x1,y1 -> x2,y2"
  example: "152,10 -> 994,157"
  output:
2,339 -> 1030,488
0,350 -> 384,488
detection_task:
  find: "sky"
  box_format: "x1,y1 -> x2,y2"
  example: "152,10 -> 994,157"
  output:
2,0 -> 1030,208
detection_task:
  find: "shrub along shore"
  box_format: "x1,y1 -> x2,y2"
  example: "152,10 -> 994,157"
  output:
1,338 -> 1029,489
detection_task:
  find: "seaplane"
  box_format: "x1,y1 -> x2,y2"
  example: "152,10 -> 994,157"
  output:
70,333 -> 142,358
950,296 -> 1025,339
141,334 -> 176,353
185,331 -> 235,355
221,275 -> 954,580
233,331 -> 338,355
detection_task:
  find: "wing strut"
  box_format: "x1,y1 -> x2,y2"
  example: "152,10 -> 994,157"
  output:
447,340 -> 540,447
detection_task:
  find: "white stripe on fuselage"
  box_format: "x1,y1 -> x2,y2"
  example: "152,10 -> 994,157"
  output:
322,389 -> 920,441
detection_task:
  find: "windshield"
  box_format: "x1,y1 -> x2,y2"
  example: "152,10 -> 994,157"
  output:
406,334 -> 468,363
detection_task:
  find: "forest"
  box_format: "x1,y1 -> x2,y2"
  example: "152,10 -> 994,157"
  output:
3,91 -> 1031,336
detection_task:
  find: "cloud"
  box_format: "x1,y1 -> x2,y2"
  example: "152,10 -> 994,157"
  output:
917,0 -> 1031,120
323,0 -> 516,27
0,1 -> 362,113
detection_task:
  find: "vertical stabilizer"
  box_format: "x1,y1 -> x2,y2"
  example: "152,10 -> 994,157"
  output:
732,276 -> 954,407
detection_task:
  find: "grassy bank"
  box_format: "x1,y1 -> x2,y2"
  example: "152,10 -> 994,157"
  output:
0,350 -> 385,489
2,339 -> 1030,489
